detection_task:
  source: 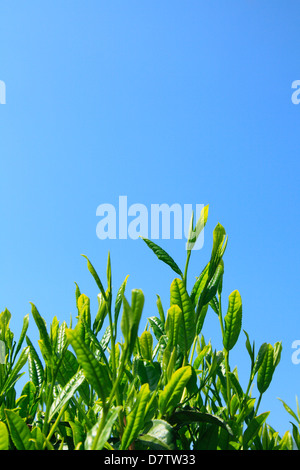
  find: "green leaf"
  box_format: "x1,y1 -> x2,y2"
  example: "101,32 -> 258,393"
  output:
135,359 -> 161,392
148,316 -> 165,341
0,308 -> 11,343
200,260 -> 224,306
18,381 -> 36,419
77,294 -> 91,330
253,342 -> 269,377
56,349 -> 90,405
5,409 -> 35,450
30,303 -> 53,365
138,419 -> 175,450
106,251 -> 112,294
190,263 -> 210,307
121,289 -> 144,359
69,419 -> 85,450
114,274 -> 129,327
141,237 -> 183,278
156,294 -> 165,324
169,410 -> 233,435
158,366 -> 192,417
244,330 -> 255,366
85,406 -> 122,450
186,205 -> 209,251
273,341 -> 282,369
165,305 -> 184,352
56,321 -> 68,356
26,337 -> 44,390
2,346 -> 30,394
66,328 -> 112,405
223,290 -> 242,351
49,369 -> 86,420
242,412 -> 270,449
81,255 -> 107,300
193,343 -> 211,369
257,344 -> 274,394
196,304 -> 209,335
194,225 -> 227,324
140,331 -> 153,361
278,430 -> 293,450
93,293 -> 107,335
278,398 -> 300,425
121,383 -> 151,450
228,371 -> 244,402
170,278 -> 195,354
291,423 -> 300,450
13,314 -> 29,361
208,223 -> 228,279
0,421 -> 9,450
74,282 -> 81,311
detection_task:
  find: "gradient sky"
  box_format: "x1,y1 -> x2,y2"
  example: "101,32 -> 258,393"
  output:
0,1 -> 299,436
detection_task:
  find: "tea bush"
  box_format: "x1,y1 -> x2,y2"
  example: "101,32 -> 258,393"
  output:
0,207 -> 297,450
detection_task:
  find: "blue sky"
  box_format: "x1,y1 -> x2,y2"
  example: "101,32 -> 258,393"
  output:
0,1 -> 299,436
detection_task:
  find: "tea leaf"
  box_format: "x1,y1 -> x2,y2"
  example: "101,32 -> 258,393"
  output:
81,255 -> 107,300
49,369 -> 86,420
135,359 -> 161,392
85,406 -> 122,450
170,278 -> 195,353
169,410 -> 233,435
257,344 -> 274,394
121,383 -> 151,449
138,419 -> 175,450
186,204 -> 209,251
0,421 -> 9,450
140,331 -> 153,361
121,289 -> 144,359
26,337 -> 44,390
208,223 -> 228,279
141,238 -> 183,278
2,346 -> 30,394
223,290 -> 242,351
158,366 -> 192,417
243,412 -> 269,449
30,303 -> 53,364
13,314 -> 29,361
66,328 -> 112,405
114,274 -> 129,327
165,305 -> 183,352
278,398 -> 300,425
5,409 -> 35,450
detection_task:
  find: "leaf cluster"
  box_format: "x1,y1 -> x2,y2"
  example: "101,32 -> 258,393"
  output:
0,206 -> 295,450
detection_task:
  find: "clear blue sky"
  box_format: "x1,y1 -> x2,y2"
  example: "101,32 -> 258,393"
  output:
0,1 -> 299,436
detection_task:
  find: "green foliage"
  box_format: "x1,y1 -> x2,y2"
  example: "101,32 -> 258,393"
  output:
0,207 -> 294,450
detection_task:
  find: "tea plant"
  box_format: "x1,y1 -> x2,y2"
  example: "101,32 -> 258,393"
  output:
0,207 -> 295,450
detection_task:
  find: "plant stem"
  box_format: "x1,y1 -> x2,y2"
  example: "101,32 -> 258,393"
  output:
107,291 -> 124,436
224,349 -> 231,418
217,293 -> 231,418
42,370 -> 56,435
44,401 -> 69,448
189,335 -> 197,365
183,250 -> 191,288
255,392 -> 263,415
91,407 -> 108,450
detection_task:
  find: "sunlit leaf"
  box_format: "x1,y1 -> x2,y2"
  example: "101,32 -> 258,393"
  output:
170,278 -> 195,353
5,409 -> 35,450
223,290 -> 242,351
121,383 -> 151,450
141,238 -> 183,278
